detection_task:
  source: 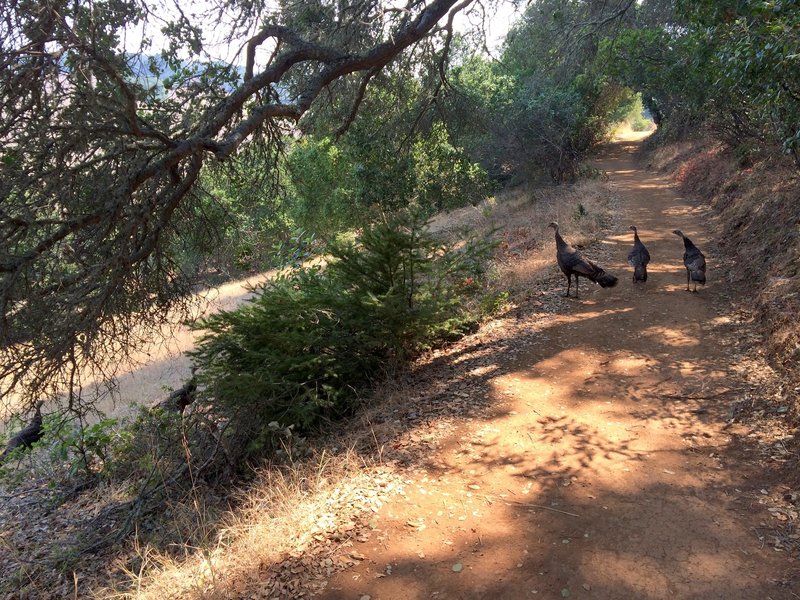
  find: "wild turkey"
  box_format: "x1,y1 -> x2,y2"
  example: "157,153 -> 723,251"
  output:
672,230 -> 706,292
155,368 -> 198,413
548,222 -> 618,298
627,225 -> 650,283
1,403 -> 44,461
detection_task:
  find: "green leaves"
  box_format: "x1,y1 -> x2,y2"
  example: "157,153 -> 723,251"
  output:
703,0 -> 800,156
443,1 -> 642,184
607,0 -> 800,160
412,123 -> 490,212
190,209 -> 494,453
286,125 -> 488,236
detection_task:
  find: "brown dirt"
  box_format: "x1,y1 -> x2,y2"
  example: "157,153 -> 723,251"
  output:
313,137 -> 800,600
4,135 -> 797,600
0,271 -> 273,426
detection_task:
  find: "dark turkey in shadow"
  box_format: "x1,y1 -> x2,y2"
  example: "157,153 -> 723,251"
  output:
628,225 -> 651,283
672,229 -> 706,292
548,221 -> 618,298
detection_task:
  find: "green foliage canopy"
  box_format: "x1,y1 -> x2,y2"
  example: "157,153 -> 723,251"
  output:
441,0 -> 639,182
604,0 -> 800,160
190,210 -> 495,452
0,0 -> 483,411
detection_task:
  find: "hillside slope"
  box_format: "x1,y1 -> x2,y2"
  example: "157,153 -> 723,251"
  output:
4,134 -> 797,599
651,140 -> 800,422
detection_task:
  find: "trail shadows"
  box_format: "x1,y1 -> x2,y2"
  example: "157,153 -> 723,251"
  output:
322,478 -> 797,600
311,137 -> 798,599
304,285 -> 799,598
17,135 -> 791,598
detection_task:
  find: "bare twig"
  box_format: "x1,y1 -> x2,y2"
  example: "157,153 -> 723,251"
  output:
502,499 -> 581,518
479,494 -> 581,517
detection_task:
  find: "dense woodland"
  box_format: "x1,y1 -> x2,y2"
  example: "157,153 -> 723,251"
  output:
1,0 -> 799,594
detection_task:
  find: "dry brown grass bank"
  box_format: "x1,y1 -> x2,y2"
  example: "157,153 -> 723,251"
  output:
430,178 -> 618,292
648,138 -> 800,418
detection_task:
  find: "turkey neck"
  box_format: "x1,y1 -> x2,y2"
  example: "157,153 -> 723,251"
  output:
553,227 -> 570,251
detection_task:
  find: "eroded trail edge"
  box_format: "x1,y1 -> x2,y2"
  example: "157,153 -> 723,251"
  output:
315,138 -> 796,600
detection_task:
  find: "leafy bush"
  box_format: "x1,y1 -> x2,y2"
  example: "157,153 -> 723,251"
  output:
479,290 -> 510,317
412,123 -> 491,212
102,409 -> 185,480
680,0 -> 800,162
605,1 -> 800,164
285,137 -> 363,237
0,414 -> 127,482
190,210 -> 495,453
45,417 -> 121,477
286,128 -> 489,236
180,149 -> 291,276
443,53 -> 516,180
441,3 -> 642,185
269,228 -> 319,270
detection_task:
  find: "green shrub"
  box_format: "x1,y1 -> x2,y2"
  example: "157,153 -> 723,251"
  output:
0,414 -> 130,483
190,209 -> 495,453
412,123 -> 491,212
479,290 -> 510,317
285,137 -> 362,237
181,152 -> 290,276
45,417 -> 121,477
102,408 -> 183,481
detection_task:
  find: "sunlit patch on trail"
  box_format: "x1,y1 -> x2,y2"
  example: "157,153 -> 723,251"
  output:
641,325 -> 700,347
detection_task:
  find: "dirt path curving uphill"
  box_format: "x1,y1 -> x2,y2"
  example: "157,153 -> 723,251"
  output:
316,137 -> 798,599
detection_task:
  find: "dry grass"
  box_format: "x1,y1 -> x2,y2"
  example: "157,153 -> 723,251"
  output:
647,139 -> 710,176
429,179 -> 619,297
99,447 -> 400,599
91,177 -> 620,599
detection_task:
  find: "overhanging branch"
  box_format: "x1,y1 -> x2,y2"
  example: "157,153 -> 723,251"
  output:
0,0 -> 478,410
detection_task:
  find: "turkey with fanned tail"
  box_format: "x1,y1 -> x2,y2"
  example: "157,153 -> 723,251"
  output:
548,222 -> 618,298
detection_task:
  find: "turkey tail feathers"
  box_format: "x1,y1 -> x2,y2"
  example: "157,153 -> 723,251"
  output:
691,270 -> 706,283
594,271 -> 619,288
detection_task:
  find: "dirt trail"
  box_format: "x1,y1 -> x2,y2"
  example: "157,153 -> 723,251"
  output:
317,138 -> 797,599
0,271 -> 273,425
